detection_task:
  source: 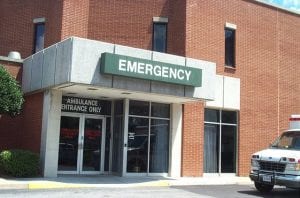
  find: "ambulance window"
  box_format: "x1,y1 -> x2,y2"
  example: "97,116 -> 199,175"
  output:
293,137 -> 300,149
276,132 -> 296,149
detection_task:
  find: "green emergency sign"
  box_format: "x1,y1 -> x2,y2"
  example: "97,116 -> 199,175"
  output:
100,53 -> 202,87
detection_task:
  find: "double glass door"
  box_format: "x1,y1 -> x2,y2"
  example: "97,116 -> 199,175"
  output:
58,114 -> 106,174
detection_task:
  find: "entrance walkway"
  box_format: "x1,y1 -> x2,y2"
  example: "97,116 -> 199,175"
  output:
0,175 -> 252,190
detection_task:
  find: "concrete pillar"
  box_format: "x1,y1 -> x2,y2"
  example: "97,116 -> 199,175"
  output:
169,103 -> 182,177
40,89 -> 62,177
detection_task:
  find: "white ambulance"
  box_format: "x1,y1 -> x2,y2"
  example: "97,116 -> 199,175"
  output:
249,115 -> 300,193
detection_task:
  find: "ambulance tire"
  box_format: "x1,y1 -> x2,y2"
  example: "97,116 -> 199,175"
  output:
254,182 -> 274,193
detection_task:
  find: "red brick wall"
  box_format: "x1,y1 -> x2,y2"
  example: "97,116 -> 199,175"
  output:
0,60 -> 23,150
185,0 -> 300,176
85,0 -> 170,50
0,0 -> 185,57
168,0 -> 186,56
19,92 -> 44,153
182,102 -> 204,176
0,60 -> 22,81
0,60 -> 43,153
61,0 -> 89,39
0,91 -> 43,154
0,0 -> 63,58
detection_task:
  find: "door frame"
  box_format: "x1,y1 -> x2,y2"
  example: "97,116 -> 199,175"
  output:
58,112 -> 106,175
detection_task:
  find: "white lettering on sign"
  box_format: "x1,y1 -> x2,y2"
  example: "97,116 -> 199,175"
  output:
128,61 -> 137,73
61,97 -> 102,114
118,59 -> 193,82
145,64 -> 153,75
119,59 -> 127,71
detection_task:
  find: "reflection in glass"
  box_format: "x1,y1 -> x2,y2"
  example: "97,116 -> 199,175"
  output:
149,119 -> 169,173
58,116 -> 79,171
151,103 -> 170,118
153,23 -> 167,52
112,100 -> 124,174
114,100 -> 123,115
112,116 -> 124,173
104,117 -> 111,171
222,111 -> 237,124
82,118 -> 102,171
34,23 -> 45,53
129,100 -> 149,116
127,117 -> 149,173
204,123 -> 219,173
204,109 -> 219,122
221,125 -> 236,173
225,28 -> 235,67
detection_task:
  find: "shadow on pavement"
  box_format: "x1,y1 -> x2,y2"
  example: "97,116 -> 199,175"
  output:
172,185 -> 300,198
238,188 -> 300,198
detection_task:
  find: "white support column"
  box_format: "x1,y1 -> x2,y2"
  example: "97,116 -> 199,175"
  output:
169,103 -> 182,177
40,89 -> 62,177
122,98 -> 129,176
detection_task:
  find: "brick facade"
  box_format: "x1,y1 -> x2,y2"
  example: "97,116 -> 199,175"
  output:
182,102 -> 204,176
0,0 -> 300,176
0,60 -> 23,150
185,0 -> 300,176
0,60 -> 43,153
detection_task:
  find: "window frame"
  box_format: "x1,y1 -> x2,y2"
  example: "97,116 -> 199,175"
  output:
204,108 -> 238,174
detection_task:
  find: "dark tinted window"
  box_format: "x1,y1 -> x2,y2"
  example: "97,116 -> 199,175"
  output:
204,109 -> 219,122
222,111 -> 237,124
225,28 -> 235,67
151,103 -> 170,118
129,100 -> 149,116
114,100 -> 123,115
153,23 -> 167,52
33,23 -> 45,53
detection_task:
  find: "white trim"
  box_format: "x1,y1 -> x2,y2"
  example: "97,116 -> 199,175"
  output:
128,114 -> 170,120
0,56 -> 23,63
122,99 -> 130,176
255,0 -> 300,15
33,17 -> 46,23
225,22 -> 237,30
109,102 -> 114,173
153,17 -> 168,23
41,90 -> 62,177
169,103 -> 182,177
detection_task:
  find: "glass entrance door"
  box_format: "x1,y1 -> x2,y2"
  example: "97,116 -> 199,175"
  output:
58,114 -> 105,174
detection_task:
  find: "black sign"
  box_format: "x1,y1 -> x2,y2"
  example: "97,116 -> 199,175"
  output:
61,96 -> 111,115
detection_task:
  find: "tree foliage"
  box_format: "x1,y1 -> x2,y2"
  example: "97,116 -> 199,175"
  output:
0,65 -> 24,116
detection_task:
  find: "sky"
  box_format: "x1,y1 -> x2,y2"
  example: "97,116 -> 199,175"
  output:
263,0 -> 300,12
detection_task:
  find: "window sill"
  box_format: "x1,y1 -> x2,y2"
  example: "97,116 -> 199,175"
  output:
224,65 -> 236,69
224,65 -> 236,73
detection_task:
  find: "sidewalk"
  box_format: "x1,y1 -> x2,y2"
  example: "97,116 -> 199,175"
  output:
0,175 -> 253,190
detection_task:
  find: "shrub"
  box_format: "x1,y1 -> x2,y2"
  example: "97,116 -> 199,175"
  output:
0,64 -> 24,116
0,149 -> 39,177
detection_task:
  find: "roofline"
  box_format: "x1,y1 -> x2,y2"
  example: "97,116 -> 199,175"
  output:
255,0 -> 300,16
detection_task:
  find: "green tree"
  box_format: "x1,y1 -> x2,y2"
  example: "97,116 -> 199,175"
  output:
0,65 -> 24,116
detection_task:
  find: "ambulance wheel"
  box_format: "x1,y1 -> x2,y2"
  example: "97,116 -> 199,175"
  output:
254,182 -> 274,193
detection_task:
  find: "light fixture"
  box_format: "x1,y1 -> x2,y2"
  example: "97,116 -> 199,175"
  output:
87,87 -> 98,91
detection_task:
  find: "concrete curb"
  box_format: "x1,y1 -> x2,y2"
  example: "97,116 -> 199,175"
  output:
0,177 -> 253,190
